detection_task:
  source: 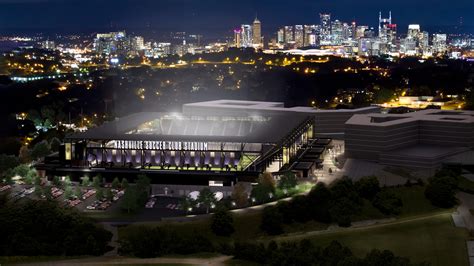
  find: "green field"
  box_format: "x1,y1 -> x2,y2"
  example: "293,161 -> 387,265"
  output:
273,212 -> 468,266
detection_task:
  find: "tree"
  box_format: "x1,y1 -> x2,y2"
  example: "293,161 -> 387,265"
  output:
112,177 -> 120,189
75,187 -> 82,199
0,200 -> 112,256
211,208 -> 235,236
121,178 -> 129,189
231,183 -> 248,208
12,164 -> 30,179
374,87 -> 395,104
81,176 -> 90,187
258,172 -> 276,192
64,185 -> 73,199
329,197 -> 360,227
30,141 -> 50,161
425,178 -> 458,208
92,175 -> 102,189
63,176 -> 72,188
197,188 -> 216,214
251,172 -> 277,204
0,154 -> 19,177
52,176 -> 61,187
307,183 -> 333,222
136,175 -> 151,206
121,187 -> 139,213
278,172 -> 298,190
355,176 -> 380,200
372,190 -> 403,215
251,183 -> 272,204
260,206 -> 283,235
18,146 -> 31,163
96,187 -> 104,201
105,188 -> 113,201
43,185 -> 53,201
180,196 -> 196,213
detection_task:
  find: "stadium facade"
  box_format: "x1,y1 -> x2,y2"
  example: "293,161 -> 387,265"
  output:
40,100 -> 379,185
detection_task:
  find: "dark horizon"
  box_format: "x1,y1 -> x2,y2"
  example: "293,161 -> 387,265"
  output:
0,0 -> 473,37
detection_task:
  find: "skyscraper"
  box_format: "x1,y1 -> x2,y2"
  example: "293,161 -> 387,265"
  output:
331,20 -> 343,44
252,17 -> 262,48
294,25 -> 304,47
433,34 -> 447,54
320,13 -> 331,42
408,24 -> 421,40
378,11 -> 392,42
234,28 -> 242,48
277,28 -> 285,44
284,26 -> 294,44
241,24 -> 253,48
304,25 -> 318,46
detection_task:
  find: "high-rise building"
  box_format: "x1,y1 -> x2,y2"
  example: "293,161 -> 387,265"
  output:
284,26 -> 294,44
419,31 -> 429,50
93,31 -> 128,55
320,13 -> 331,41
131,36 -> 144,52
277,28 -> 285,44
356,26 -> 369,39
234,28 -> 242,48
241,24 -> 253,48
408,24 -> 421,40
433,34 -> 447,54
294,25 -> 304,47
331,20 -> 343,44
304,25 -> 318,46
252,17 -> 262,48
401,37 -> 417,55
351,21 -> 357,39
378,11 -> 392,42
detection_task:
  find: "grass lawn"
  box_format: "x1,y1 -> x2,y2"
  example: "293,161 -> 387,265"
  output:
273,212 -> 469,266
122,211 -> 264,243
458,176 -> 474,194
387,185 -> 442,217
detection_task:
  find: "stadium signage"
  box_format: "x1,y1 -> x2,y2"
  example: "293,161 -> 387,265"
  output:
113,140 -> 208,151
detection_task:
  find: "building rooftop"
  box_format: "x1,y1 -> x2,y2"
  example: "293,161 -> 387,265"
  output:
346,109 -> 474,127
67,111 -> 310,144
183,99 -> 380,115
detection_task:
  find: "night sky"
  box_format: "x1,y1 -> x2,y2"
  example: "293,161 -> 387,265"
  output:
0,0 -> 473,36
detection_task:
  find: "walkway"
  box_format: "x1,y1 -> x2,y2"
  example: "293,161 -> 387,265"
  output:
17,255 -> 233,266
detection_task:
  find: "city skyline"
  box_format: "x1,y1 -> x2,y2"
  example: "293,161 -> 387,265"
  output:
0,0 -> 473,36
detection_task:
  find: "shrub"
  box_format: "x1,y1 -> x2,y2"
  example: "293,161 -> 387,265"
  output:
260,206 -> 284,235
211,208 -> 235,236
278,171 -> 298,190
372,190 -> 403,215
355,176 -> 381,200
425,181 -> 457,208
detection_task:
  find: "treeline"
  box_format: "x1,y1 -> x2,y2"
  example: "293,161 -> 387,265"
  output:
0,196 -> 112,256
261,176 -> 405,235
233,240 -> 428,266
119,226 -> 425,265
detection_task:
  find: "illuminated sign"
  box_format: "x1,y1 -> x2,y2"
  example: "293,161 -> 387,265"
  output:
65,143 -> 72,160
113,140 -> 208,151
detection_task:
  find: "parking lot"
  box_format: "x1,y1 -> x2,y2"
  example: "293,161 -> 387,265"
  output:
1,182 -> 185,222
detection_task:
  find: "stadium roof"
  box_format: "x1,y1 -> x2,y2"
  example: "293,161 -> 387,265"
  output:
67,112 -> 310,144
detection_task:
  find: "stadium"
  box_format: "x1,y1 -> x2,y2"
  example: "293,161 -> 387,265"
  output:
40,100 -> 379,186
